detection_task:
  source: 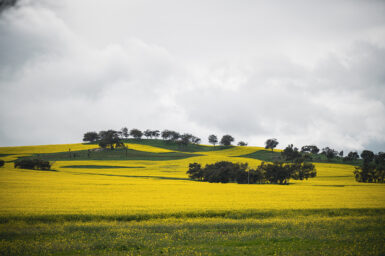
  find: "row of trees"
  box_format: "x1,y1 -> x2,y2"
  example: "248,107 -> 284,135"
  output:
187,160 -> 316,185
84,128 -> 248,148
271,140 -> 363,163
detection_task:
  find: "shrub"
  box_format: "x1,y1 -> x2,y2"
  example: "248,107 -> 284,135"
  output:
14,158 -> 51,170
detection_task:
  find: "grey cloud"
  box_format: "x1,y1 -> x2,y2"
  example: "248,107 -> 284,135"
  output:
0,0 -> 384,152
176,43 -> 385,152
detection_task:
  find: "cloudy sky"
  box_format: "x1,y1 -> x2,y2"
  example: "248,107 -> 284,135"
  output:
1,0 -> 385,152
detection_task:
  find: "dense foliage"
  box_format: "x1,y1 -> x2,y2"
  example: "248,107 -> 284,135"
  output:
0,160 -> 4,167
354,151 -> 385,183
265,138 -> 279,151
187,160 -> 316,185
14,158 -> 51,170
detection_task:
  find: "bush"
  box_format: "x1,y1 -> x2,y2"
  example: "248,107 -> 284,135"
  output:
187,161 -> 316,185
0,160 -> 4,167
14,158 -> 51,170
354,152 -> 385,183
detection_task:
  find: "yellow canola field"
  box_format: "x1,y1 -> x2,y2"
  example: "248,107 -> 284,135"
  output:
0,143 -> 384,216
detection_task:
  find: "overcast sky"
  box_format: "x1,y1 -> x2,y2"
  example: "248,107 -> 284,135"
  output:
1,0 -> 385,152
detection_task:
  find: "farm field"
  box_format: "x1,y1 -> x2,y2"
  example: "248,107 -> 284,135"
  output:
0,141 -> 384,255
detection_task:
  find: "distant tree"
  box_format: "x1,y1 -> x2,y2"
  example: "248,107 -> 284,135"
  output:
160,130 -> 179,142
343,151 -> 359,162
322,147 -> 338,161
220,135 -> 234,146
208,135 -> 218,146
121,127 -> 129,139
169,131 -> 180,142
374,152 -> 385,166
361,150 -> 374,164
238,141 -> 248,146
152,130 -> 160,139
301,145 -> 319,154
339,151 -> 344,157
0,160 -> 4,167
161,130 -> 171,140
282,144 -> 301,162
260,162 -> 292,185
290,162 -> 317,180
82,131 -> 99,143
130,129 -> 143,139
187,163 -> 203,181
98,130 -> 122,149
180,133 -> 193,146
265,138 -> 279,151
191,136 -> 201,144
144,129 -> 152,139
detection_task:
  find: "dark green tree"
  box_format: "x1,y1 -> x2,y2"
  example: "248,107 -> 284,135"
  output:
151,130 -> 160,138
121,127 -> 129,139
322,147 -> 338,161
361,150 -> 374,164
98,130 -> 122,149
208,134 -> 218,146
186,163 -> 203,181
130,128 -> 143,139
238,141 -> 248,146
220,135 -> 234,146
282,144 -> 301,162
301,145 -> 319,154
82,131 -> 99,143
144,129 -> 152,139
344,151 -> 359,162
265,138 -> 279,151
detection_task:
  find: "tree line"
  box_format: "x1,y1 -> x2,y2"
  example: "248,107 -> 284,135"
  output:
83,128 -> 248,149
278,142 -> 384,183
187,160 -> 316,185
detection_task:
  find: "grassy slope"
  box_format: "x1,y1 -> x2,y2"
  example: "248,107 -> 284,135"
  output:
0,141 -> 384,255
19,148 -> 201,161
121,139 -> 232,152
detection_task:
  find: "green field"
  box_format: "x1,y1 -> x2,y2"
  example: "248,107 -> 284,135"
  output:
0,140 -> 384,255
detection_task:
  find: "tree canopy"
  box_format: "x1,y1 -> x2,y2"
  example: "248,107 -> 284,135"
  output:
265,138 -> 279,151
220,135 -> 234,146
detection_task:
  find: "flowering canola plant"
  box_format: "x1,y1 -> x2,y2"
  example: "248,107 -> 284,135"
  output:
0,142 -> 384,216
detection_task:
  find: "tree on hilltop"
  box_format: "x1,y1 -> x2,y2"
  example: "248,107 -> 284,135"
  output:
151,130 -> 160,138
208,135 -> 218,146
301,145 -> 319,155
144,129 -> 152,139
83,131 -> 99,143
130,129 -> 143,139
238,141 -> 248,146
343,151 -> 359,162
265,138 -> 279,151
98,130 -> 122,149
321,147 -> 338,161
220,135 -> 234,146
282,144 -> 301,162
121,127 -> 129,139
